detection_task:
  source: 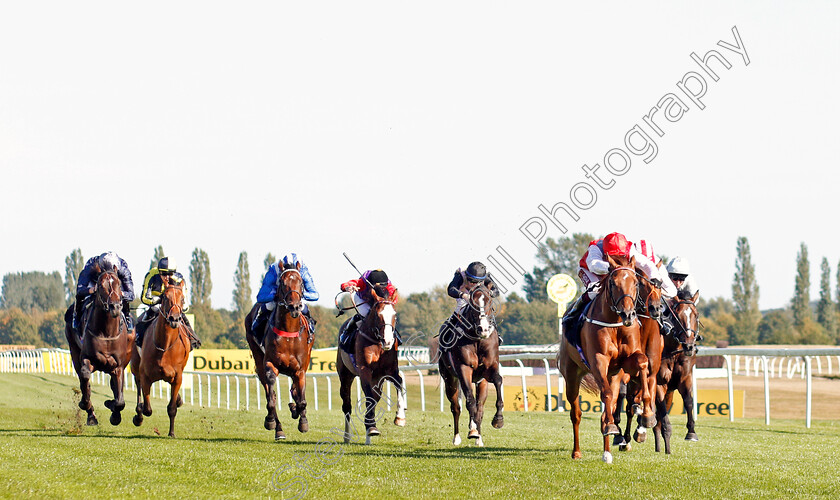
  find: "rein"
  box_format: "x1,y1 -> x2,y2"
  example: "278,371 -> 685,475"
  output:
662,298 -> 701,354
153,284 -> 187,352
584,266 -> 638,327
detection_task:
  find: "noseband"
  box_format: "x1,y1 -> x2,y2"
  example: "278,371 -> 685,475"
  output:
361,299 -> 398,348
464,284 -> 496,338
663,298 -> 702,355
277,268 -> 304,309
635,273 -> 662,318
606,267 -> 638,316
96,272 -> 122,310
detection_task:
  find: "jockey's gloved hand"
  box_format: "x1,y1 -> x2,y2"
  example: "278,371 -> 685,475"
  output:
460,293 -> 470,301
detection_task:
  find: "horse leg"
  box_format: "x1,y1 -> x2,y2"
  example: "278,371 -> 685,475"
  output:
133,370 -> 145,427
662,389 -> 675,454
474,379 -> 489,447
292,370 -> 309,433
680,376 -> 699,442
653,385 -> 668,453
337,358 -> 357,444
624,351 -> 656,430
442,366 -> 462,445
564,367 -> 584,460
391,370 -> 407,427
79,359 -> 98,426
264,363 -> 284,440
613,381 -> 628,448
453,364 -> 480,441
591,353 -> 619,437
141,376 -> 153,417
105,368 -> 125,426
362,380 -> 383,445
167,374 -> 183,438
488,364 -> 504,429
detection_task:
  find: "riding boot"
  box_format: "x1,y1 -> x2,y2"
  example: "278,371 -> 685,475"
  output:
122,300 -> 134,331
181,314 -> 201,350
252,305 -> 269,344
562,293 -> 590,338
340,314 -> 361,347
72,296 -> 86,335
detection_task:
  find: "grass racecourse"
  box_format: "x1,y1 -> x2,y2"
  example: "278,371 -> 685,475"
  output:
1,373 -> 839,499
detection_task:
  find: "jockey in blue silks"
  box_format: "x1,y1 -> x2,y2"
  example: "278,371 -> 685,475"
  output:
252,253 -> 319,342
73,251 -> 136,335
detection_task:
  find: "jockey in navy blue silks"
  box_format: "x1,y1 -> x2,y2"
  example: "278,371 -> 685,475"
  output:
252,253 -> 319,342
73,251 -> 136,335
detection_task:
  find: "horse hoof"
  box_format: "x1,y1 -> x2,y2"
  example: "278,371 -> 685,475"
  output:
142,407 -> 152,417
632,404 -> 642,416
613,435 -> 626,446
275,430 -> 286,441
264,418 -> 276,431
634,429 -> 647,443
603,424 -> 620,436
619,443 -> 631,452
133,414 -> 143,427
87,415 -> 98,426
169,432 -> 176,438
453,434 -> 461,446
602,451 -> 613,464
367,427 -> 380,437
394,417 -> 406,427
298,419 -> 309,433
109,412 -> 122,426
468,429 -> 480,440
572,451 -> 582,460
104,400 -> 115,411
685,432 -> 699,442
491,415 -> 504,429
475,436 -> 484,447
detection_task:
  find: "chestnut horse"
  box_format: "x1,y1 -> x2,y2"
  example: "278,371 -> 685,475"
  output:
653,290 -> 701,454
63,270 -> 135,426
439,283 -> 503,447
613,266 -> 665,450
557,254 -> 656,464
130,277 -> 190,437
245,261 -> 314,441
336,287 -> 406,445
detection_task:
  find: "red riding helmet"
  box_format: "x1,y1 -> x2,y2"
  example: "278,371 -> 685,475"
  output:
603,232 -> 631,257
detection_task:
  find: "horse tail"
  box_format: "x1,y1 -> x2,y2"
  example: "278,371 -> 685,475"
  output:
580,373 -> 599,395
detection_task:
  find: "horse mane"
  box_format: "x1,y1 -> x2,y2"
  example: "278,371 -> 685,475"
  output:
282,262 -> 297,271
677,289 -> 693,301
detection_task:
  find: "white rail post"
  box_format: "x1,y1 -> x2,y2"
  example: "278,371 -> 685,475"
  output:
313,377 -> 319,411
246,376 -> 250,411
355,377 -> 362,405
198,375 -> 203,406
692,364 -> 698,422
255,377 -> 261,409
440,375 -> 445,412
226,376 -> 230,410
236,376 -> 240,411
417,370 -> 425,412
724,355 -> 735,423
543,358 -> 552,412
216,375 -> 221,408
761,356 -> 770,425
190,374 -> 194,406
386,381 -> 392,411
805,356 -> 813,429
326,376 -> 332,411
515,359 -> 528,412
400,372 -> 407,410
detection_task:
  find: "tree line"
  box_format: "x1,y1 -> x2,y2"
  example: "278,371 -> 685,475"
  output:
2,238 -> 839,349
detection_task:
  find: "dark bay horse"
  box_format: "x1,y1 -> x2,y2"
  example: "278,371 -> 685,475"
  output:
64,270 -> 135,426
558,254 -> 656,464
130,277 -> 190,437
439,284 -> 503,447
245,261 -> 314,441
336,287 -> 406,445
654,290 -> 701,454
613,265 -> 665,450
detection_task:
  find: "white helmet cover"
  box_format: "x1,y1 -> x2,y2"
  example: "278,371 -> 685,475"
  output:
667,256 -> 691,276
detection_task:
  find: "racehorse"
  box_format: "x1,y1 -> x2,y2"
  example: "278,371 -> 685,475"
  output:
130,277 -> 191,437
336,287 -> 407,445
613,265 -> 665,450
653,290 -> 701,454
557,254 -> 656,464
438,283 -> 503,447
63,270 -> 135,426
245,261 -> 314,441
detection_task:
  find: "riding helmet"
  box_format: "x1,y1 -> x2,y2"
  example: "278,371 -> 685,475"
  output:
158,257 -> 177,275
465,262 -> 487,283
368,269 -> 389,286
603,232 -> 631,257
98,252 -> 121,271
667,256 -> 691,280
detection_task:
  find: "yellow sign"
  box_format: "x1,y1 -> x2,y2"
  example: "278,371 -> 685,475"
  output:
547,274 -> 577,317
187,348 -> 338,375
504,386 -> 557,412
555,389 -> 744,418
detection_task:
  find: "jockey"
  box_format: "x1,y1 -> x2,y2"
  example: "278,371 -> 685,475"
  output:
135,257 -> 201,350
445,261 -> 501,342
337,269 -> 397,343
666,256 -> 700,301
73,251 -> 135,335
251,253 -> 319,342
561,232 -> 675,335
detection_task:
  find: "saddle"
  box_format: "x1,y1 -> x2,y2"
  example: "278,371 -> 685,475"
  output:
563,301 -> 593,369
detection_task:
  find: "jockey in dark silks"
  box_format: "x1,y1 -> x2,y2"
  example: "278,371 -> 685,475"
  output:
252,253 -> 319,344
73,252 -> 135,335
444,261 -> 502,344
336,269 -> 397,345
135,257 -> 201,350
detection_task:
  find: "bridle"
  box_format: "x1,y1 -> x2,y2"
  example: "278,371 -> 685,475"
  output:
463,283 -> 497,339
95,271 -> 122,312
155,282 -> 187,352
606,266 -> 638,317
635,272 -> 663,319
662,298 -> 702,356
277,268 -> 304,314
360,298 -> 398,349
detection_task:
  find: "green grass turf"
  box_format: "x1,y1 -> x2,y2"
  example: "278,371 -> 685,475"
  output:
0,373 -> 838,499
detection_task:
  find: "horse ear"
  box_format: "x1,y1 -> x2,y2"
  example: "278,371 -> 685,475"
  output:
296,260 -> 302,270
370,287 -> 381,302
390,289 -> 399,303
606,254 -> 618,270
656,259 -> 663,269
629,255 -> 636,269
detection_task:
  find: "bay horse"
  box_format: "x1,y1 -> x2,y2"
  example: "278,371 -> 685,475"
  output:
63,270 -> 135,426
336,287 -> 407,445
245,261 -> 314,440
439,283 -> 503,447
653,290 -> 701,454
130,277 -> 190,437
613,264 -> 665,450
557,254 -> 656,464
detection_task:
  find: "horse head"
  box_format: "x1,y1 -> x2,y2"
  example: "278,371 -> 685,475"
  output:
670,289 -> 701,356
366,288 -> 398,351
605,254 -> 638,327
277,261 -> 304,318
464,284 -> 496,339
95,271 -> 123,318
160,276 -> 186,329
636,260 -> 664,320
